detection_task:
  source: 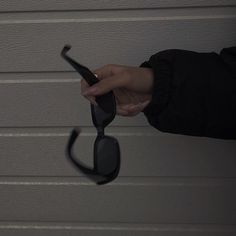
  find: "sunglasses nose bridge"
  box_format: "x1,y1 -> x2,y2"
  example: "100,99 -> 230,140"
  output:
96,126 -> 104,137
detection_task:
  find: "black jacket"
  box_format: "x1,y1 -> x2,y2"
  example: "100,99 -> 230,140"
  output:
141,47 -> 236,139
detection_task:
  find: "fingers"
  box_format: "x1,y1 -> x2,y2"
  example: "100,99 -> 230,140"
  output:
117,100 -> 150,116
82,64 -> 127,103
82,72 -> 129,96
93,65 -> 114,79
93,64 -> 124,80
80,79 -> 97,105
81,73 -> 150,116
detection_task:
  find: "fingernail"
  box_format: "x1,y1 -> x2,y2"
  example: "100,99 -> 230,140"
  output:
83,87 -> 98,96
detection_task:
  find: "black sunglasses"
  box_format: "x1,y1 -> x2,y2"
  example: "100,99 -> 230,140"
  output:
61,45 -> 121,185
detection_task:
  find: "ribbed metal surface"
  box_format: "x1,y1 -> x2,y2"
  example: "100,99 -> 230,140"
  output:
0,1 -> 235,235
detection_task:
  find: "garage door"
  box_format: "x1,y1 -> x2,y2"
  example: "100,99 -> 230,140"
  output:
0,1 -> 236,235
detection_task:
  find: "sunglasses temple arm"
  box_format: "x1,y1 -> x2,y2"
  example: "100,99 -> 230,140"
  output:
66,129 -> 107,184
61,51 -> 83,74
61,46 -> 98,86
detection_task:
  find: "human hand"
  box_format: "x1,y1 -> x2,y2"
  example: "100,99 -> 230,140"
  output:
81,64 -> 154,116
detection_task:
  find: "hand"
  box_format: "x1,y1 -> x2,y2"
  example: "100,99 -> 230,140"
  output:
81,64 -> 154,116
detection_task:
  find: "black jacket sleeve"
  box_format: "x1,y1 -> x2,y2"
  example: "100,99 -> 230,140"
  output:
141,47 -> 236,139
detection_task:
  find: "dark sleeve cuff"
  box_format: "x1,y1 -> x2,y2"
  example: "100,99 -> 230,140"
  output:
140,53 -> 173,123
220,46 -> 236,77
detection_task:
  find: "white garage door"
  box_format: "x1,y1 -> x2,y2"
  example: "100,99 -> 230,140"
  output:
0,1 -> 235,235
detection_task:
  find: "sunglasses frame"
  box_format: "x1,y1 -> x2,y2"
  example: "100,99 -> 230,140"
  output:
61,45 -> 120,185
66,128 -> 120,185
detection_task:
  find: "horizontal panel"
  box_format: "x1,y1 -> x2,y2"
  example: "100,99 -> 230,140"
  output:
0,18 -> 235,72
0,223 -> 236,236
0,127 -> 235,177
1,7 -> 236,22
0,178 -> 235,223
0,0 -> 236,12
0,82 -> 147,126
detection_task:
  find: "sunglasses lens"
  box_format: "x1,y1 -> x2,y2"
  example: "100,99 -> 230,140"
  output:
95,136 -> 120,176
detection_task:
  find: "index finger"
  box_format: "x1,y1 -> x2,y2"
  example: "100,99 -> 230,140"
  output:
82,72 -> 129,96
93,64 -> 124,80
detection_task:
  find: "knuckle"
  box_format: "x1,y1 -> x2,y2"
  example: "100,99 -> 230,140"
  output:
103,64 -> 115,70
106,64 -> 118,73
106,63 -> 116,68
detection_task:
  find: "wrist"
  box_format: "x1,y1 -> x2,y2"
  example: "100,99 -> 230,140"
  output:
140,67 -> 154,93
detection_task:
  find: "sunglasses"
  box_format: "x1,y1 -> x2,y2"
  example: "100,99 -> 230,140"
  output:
61,45 -> 121,185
